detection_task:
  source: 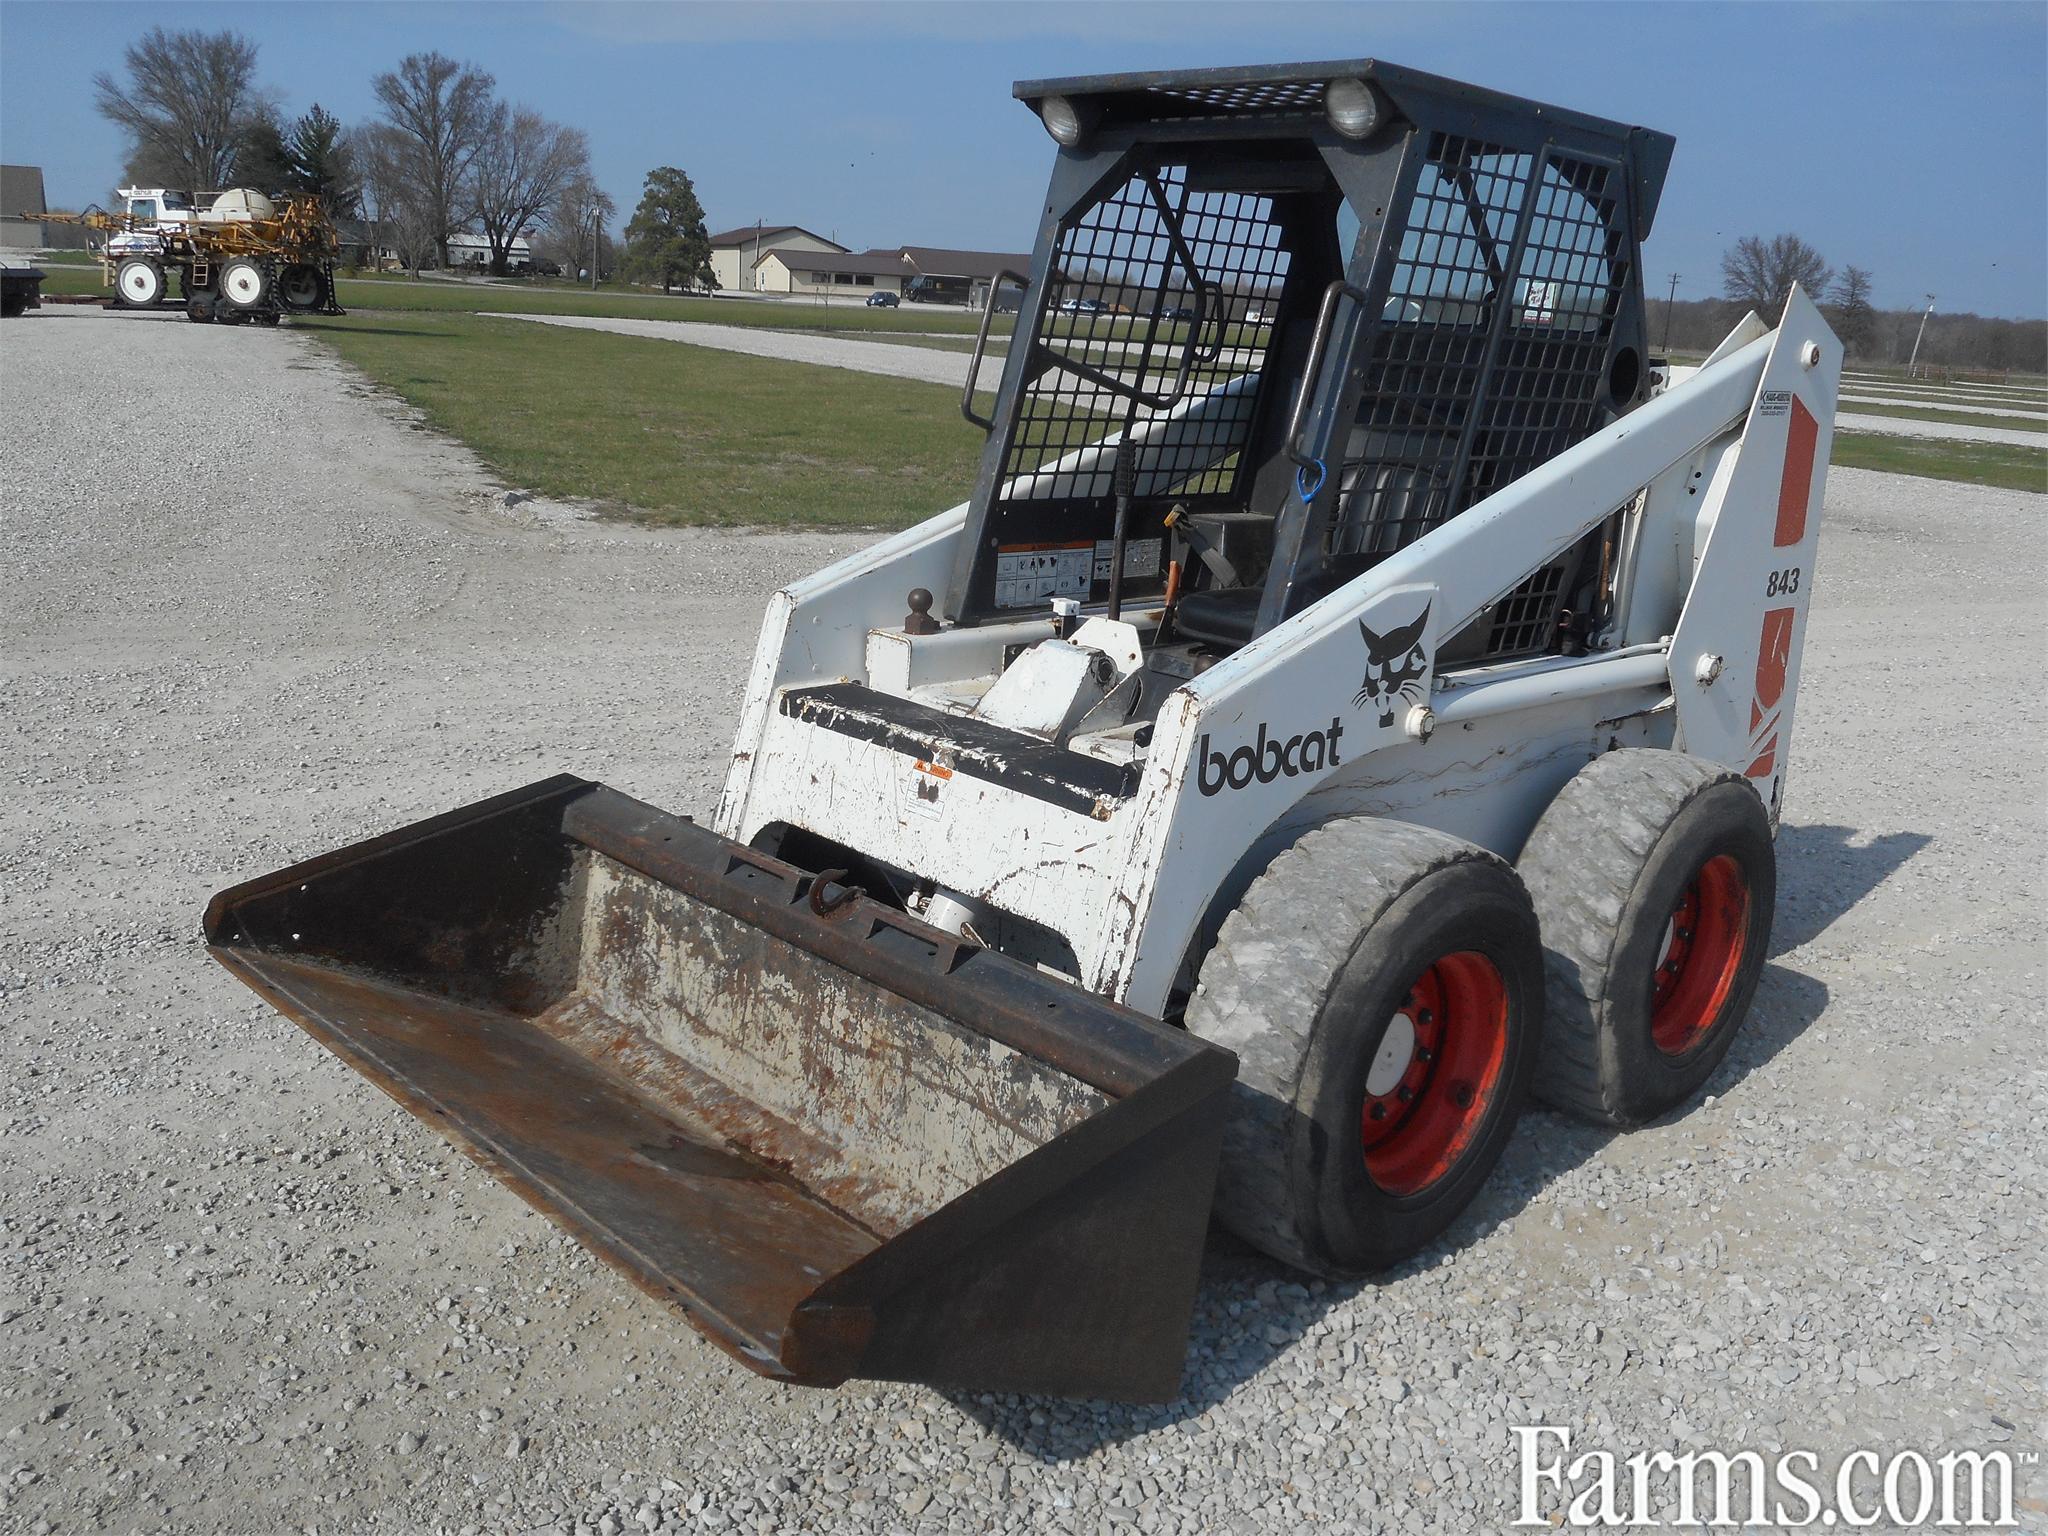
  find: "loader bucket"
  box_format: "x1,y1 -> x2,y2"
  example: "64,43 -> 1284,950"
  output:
203,776 -> 1235,1401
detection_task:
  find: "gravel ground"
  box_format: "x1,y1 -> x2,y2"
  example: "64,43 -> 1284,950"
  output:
3,306 -> 2044,1534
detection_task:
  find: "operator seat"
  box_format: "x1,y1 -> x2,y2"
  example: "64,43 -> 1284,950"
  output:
1171,450 -> 1445,650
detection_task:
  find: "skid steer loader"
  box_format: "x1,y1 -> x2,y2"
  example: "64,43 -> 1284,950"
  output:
206,60 -> 1839,1403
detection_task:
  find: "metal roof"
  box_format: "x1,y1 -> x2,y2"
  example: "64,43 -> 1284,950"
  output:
757,248 -> 907,278
707,223 -> 844,252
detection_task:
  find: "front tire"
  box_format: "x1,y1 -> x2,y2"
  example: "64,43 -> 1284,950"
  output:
1519,750 -> 1776,1127
1186,819 -> 1544,1276
116,258 -> 164,307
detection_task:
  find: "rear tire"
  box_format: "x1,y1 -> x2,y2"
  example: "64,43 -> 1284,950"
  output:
1519,750 -> 1775,1128
116,258 -> 164,308
1186,819 -> 1543,1276
277,263 -> 324,311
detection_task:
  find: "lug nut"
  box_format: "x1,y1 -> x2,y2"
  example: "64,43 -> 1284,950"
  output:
1369,1102 -> 1387,1121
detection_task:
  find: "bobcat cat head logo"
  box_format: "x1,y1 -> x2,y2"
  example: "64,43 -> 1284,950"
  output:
1354,603 -> 1431,727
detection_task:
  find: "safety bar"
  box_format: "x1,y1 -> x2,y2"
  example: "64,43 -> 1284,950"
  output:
961,269 -> 1030,432
1284,279 -> 1371,471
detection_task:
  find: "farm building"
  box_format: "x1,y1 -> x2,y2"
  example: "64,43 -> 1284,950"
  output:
708,224 -> 845,291
752,248 -> 907,298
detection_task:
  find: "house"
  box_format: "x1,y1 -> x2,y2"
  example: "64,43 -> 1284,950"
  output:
753,247 -> 907,299
888,245 -> 1035,309
446,231 -> 534,271
708,223 -> 844,291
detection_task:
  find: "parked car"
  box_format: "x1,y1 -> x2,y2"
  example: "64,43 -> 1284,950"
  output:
1054,297 -> 1107,315
1162,304 -> 1198,322
534,260 -> 563,278
866,291 -> 900,308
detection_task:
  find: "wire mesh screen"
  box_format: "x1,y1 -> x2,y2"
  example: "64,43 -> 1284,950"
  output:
998,164 -> 1292,502
1329,134 -> 1629,656
1333,135 -> 1627,554
1465,153 -> 1625,503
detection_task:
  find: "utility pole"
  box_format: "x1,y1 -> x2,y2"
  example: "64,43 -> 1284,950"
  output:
1661,272 -> 1680,352
1907,294 -> 1936,375
589,207 -> 599,290
752,219 -> 762,294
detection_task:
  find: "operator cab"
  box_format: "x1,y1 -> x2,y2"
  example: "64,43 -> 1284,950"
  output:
936,61 -> 1669,717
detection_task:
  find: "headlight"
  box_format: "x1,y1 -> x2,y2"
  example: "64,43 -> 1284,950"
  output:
1038,95 -> 1094,148
1324,78 -> 1386,140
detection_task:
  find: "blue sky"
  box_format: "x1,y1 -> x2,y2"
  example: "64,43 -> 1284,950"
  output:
3,1 -> 2043,318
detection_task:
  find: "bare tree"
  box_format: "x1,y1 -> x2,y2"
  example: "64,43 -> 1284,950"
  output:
1829,266 -> 1877,359
371,52 -> 497,268
1720,234 -> 1831,317
543,176 -> 616,279
358,123 -> 437,277
469,108 -> 590,275
94,28 -> 272,190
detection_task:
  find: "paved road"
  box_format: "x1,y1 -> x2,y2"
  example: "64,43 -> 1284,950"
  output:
1832,411 -> 2046,447
1839,393 -> 2047,422
485,310 -> 990,390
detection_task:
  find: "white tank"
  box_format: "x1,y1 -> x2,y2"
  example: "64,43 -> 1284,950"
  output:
198,188 -> 277,224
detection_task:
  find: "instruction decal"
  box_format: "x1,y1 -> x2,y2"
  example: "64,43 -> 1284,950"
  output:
995,542 -> 1092,608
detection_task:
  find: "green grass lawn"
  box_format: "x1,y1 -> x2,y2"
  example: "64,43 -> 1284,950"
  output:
299,310 -> 990,528
27,262 -> 106,296
1831,432 -> 2047,493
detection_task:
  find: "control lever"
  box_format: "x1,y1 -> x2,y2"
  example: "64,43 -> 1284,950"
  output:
1106,439 -> 1137,623
1162,504 -> 1239,588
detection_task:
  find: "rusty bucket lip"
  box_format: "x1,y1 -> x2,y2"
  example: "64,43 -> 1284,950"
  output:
207,774 -> 1230,1102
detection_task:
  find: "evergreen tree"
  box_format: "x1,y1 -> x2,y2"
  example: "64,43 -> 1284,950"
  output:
621,167 -> 714,293
286,104 -> 360,215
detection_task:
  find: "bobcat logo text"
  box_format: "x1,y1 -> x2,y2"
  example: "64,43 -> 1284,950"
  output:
1196,719 -> 1345,796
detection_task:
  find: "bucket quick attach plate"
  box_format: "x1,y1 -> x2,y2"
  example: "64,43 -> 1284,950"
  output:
204,776 -> 1236,1401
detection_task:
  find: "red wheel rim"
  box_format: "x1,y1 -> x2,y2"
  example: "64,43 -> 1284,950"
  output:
1359,951 -> 1509,1197
1649,853 -> 1750,1055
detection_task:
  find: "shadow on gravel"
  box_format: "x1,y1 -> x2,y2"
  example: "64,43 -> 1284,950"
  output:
1770,821 -> 1931,956
947,905 -> 1851,1457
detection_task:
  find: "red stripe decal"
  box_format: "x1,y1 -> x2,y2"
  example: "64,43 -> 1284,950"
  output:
1754,607 -> 1795,715
1775,397 -> 1817,548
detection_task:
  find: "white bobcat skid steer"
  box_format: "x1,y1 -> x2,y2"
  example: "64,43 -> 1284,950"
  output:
207,60 -> 1838,1403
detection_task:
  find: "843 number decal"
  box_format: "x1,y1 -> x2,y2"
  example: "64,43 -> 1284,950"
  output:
1766,567 -> 1803,598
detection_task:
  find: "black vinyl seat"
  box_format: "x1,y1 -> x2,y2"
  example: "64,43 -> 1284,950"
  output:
1173,551 -> 1391,650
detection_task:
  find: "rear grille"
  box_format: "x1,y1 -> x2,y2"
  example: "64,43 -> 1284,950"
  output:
1484,562 -> 1568,657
